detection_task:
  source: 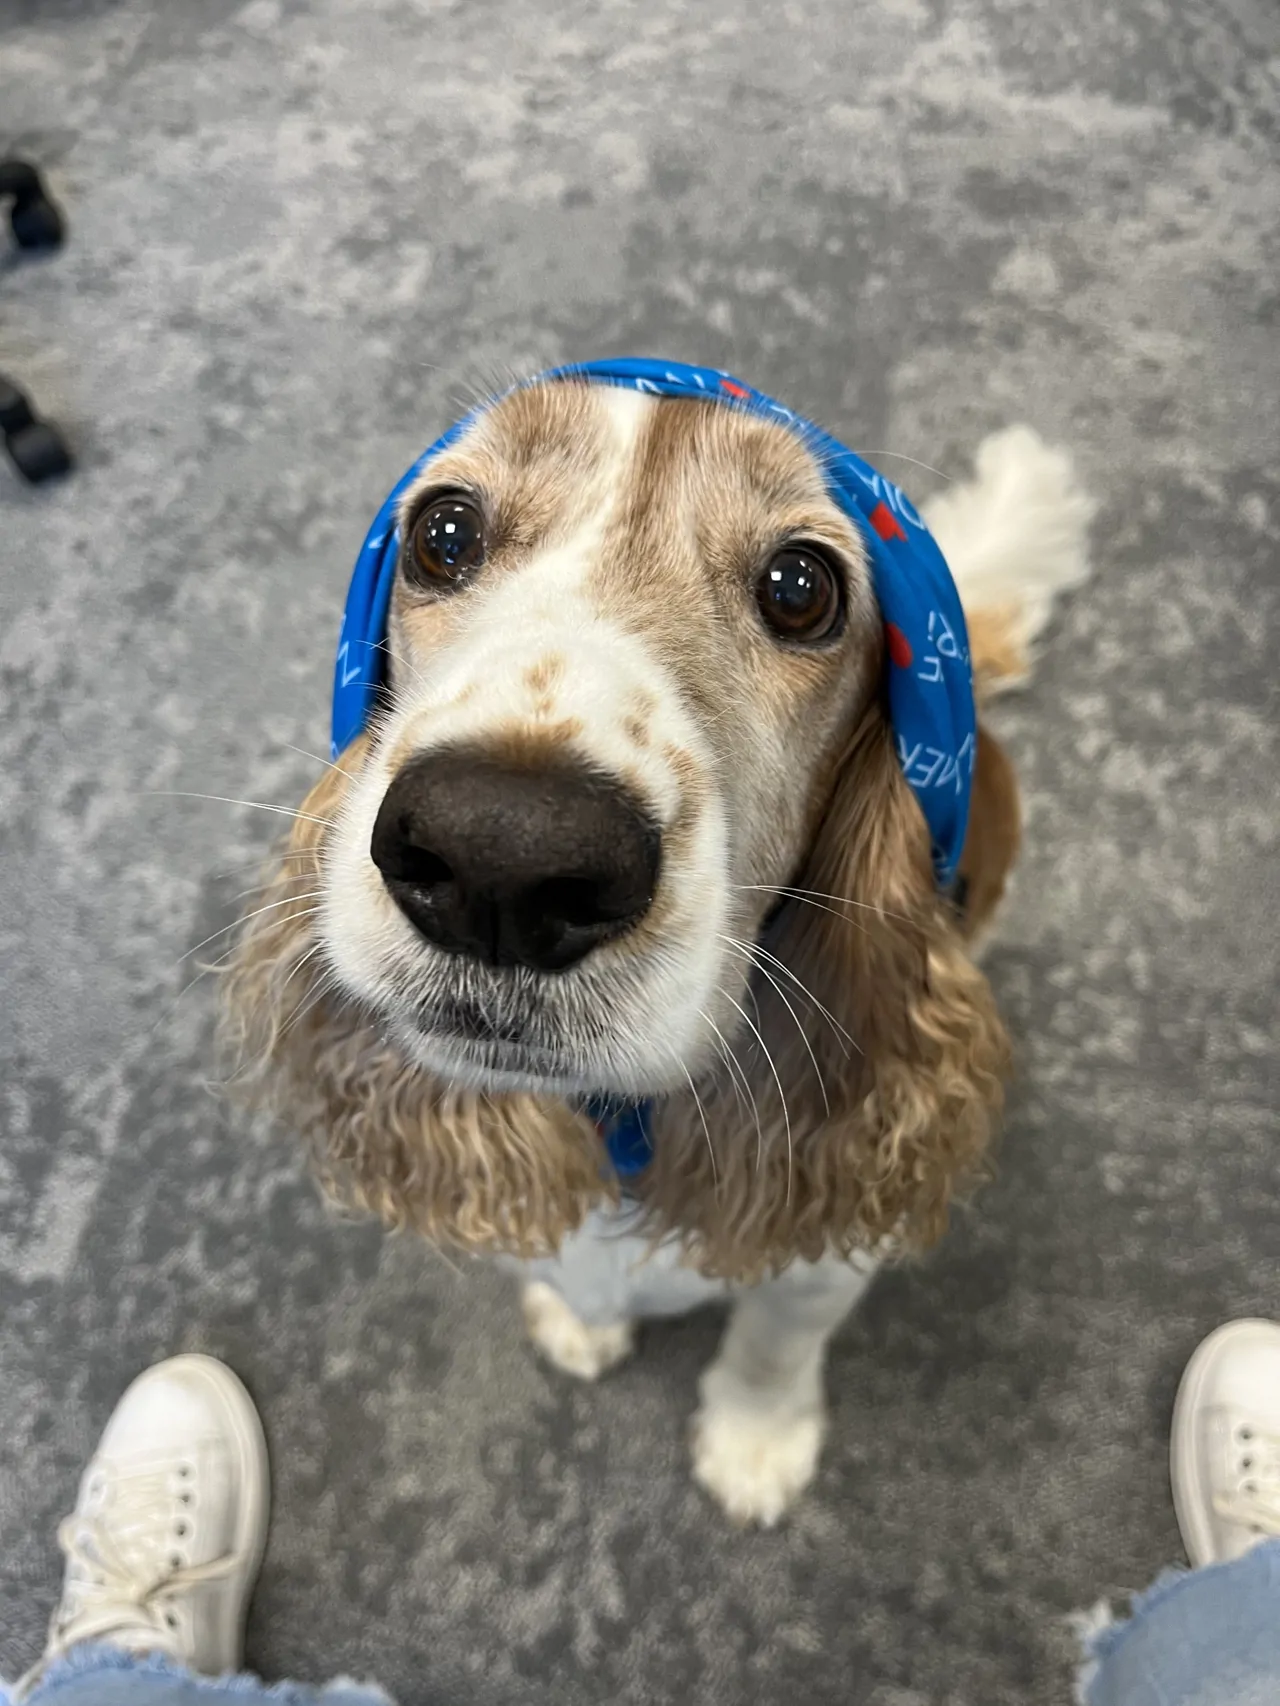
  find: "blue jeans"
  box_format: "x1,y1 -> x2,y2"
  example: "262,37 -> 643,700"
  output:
1079,1539 -> 1280,1706
1,1647 -> 393,1706
6,1543 -> 1280,1705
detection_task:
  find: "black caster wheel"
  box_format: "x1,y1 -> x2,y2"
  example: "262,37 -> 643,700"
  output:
8,420 -> 73,482
0,377 -> 72,483
0,376 -> 36,436
0,159 -> 66,251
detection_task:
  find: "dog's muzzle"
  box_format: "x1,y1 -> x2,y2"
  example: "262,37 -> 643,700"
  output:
370,748 -> 662,974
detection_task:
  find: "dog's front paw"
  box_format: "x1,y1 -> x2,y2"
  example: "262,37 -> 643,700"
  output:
521,1281 -> 634,1382
691,1373 -> 825,1527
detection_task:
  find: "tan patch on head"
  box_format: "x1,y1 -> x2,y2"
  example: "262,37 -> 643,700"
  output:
589,396 -> 871,722
386,382 -> 627,669
394,380 -> 621,573
661,741 -> 700,793
523,653 -> 565,696
484,719 -> 587,768
623,714 -> 650,748
523,652 -> 566,716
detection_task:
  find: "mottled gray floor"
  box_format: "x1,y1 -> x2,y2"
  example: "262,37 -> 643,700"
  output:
2,1 -> 1278,1701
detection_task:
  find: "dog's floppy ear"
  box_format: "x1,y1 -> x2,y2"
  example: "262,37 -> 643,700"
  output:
219,737 -> 609,1256
782,702 -> 1011,1249
642,701 -> 1010,1277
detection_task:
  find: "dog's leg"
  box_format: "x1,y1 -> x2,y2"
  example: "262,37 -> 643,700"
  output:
692,1256 -> 877,1527
521,1281 -> 635,1382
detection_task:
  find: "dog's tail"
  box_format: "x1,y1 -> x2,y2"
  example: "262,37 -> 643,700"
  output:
923,426 -> 1094,701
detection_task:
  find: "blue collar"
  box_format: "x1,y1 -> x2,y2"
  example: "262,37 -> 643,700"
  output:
330,358 -> 979,1180
585,1096 -> 655,1180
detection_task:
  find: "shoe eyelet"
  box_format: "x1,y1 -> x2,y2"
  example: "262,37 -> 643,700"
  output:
179,1492 -> 192,1506
165,1611 -> 179,1630
170,1552 -> 182,1568
174,1522 -> 188,1538
1239,1427 -> 1254,1442
177,1464 -> 192,1479
1242,1456 -> 1254,1469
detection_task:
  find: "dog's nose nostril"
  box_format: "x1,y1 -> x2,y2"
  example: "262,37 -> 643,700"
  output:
533,874 -> 635,930
386,834 -> 453,892
369,749 -> 660,974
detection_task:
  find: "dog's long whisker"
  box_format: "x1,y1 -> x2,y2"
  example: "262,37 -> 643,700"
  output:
209,849 -> 320,886
148,791 -> 336,830
279,959 -> 339,1045
225,866 -> 323,907
744,887 -> 874,940
278,938 -> 327,1002
707,1030 -> 750,1119
720,988 -> 794,1204
147,945 -> 241,1040
248,950 -> 335,1068
281,742 -> 349,778
702,1008 -> 763,1165
726,934 -> 858,1057
180,893 -> 324,966
719,936 -> 830,1119
748,947 -> 855,1056
188,855 -> 320,906
851,449 -> 955,482
675,1047 -> 718,1190
215,953 -> 336,1090
736,882 -> 915,928
356,636 -> 435,699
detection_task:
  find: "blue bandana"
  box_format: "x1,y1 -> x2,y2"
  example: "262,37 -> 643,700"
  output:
330,359 -> 977,1179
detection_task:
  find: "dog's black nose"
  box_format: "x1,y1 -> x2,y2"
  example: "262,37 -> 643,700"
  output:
370,749 -> 661,972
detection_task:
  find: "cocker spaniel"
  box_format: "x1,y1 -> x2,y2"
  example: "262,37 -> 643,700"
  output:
222,360 -> 1091,1524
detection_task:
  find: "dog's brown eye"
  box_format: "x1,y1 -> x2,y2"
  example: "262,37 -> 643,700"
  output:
407,497 -> 486,588
756,547 -> 841,643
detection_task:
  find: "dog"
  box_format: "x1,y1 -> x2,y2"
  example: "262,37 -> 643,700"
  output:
222,360 -> 1092,1525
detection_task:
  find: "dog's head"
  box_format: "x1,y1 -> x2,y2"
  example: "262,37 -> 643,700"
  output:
224,378 -> 1013,1274
327,381 -> 886,1097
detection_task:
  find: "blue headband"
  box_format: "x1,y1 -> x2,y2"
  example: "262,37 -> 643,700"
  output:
332,358 -> 975,886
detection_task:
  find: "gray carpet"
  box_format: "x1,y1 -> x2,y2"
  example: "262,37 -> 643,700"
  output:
2,0 -> 1277,1700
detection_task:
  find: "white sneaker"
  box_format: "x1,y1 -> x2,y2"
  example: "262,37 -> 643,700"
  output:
16,1354 -> 269,1699
1171,1319 -> 1280,1568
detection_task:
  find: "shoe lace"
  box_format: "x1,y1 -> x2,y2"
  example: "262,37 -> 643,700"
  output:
1213,1423 -> 1280,1535
15,1463 -> 237,1698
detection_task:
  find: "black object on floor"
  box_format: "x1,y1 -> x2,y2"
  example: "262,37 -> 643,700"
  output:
0,374 -> 73,482
1,159 -> 66,251
2,157 -> 73,482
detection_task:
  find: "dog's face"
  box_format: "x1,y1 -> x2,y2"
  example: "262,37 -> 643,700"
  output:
322,381 -> 880,1098
225,382 -> 1028,1269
